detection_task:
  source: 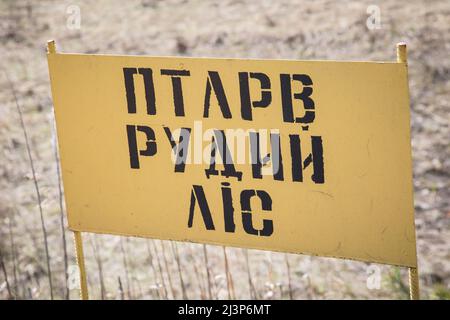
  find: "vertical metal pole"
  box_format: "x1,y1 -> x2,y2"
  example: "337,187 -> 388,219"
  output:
408,267 -> 420,300
47,40 -> 56,54
396,42 -> 420,300
74,231 -> 89,300
396,42 -> 408,65
48,40 -> 89,300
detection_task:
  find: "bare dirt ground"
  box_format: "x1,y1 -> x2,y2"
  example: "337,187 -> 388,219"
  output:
0,0 -> 449,299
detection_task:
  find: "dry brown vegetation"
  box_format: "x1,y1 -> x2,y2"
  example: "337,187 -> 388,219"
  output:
0,0 -> 449,299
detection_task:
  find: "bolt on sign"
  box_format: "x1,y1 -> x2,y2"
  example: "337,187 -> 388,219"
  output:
47,41 -> 418,295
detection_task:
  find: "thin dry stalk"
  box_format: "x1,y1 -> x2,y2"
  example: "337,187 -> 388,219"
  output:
120,237 -> 132,299
277,283 -> 283,299
145,240 -> 160,299
305,274 -> 314,299
284,254 -> 293,299
267,252 -> 274,282
8,217 -> 19,299
4,69 -> 53,299
117,276 -> 125,300
243,249 -> 257,299
22,281 -> 28,299
222,246 -> 235,299
53,131 -> 69,299
159,240 -> 176,299
145,241 -> 158,280
203,244 -> 213,299
33,270 -> 40,291
150,240 -> 168,299
0,248 -> 13,299
23,223 -> 39,254
136,277 -> 143,299
90,235 -> 106,300
171,242 -> 187,299
153,285 -> 162,300
188,244 -> 206,299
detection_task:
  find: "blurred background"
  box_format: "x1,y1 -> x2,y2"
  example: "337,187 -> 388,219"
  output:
0,0 -> 449,300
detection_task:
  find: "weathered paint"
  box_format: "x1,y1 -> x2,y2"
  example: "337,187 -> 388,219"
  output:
48,48 -> 417,268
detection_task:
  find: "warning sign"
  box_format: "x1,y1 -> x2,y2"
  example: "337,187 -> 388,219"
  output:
48,52 -> 416,267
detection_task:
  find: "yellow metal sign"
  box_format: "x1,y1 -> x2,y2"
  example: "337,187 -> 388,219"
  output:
48,46 -> 416,268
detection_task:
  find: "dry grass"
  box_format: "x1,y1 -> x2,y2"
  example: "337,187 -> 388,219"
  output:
0,0 -> 449,300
